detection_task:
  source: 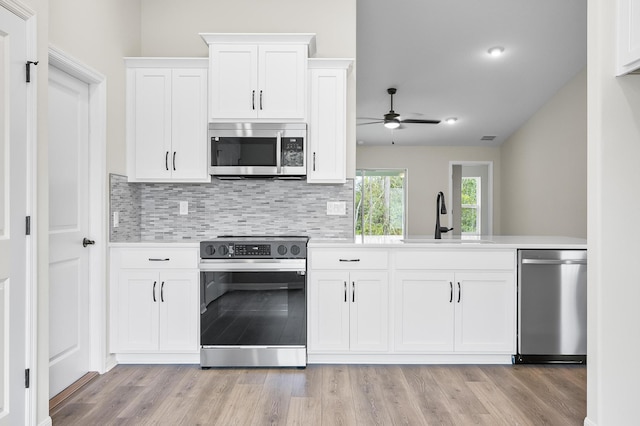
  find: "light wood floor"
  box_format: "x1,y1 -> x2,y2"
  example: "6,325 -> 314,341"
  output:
51,364 -> 586,425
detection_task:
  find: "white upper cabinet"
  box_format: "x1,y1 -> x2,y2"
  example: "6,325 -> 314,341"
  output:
617,0 -> 640,75
126,58 -> 209,183
202,34 -> 316,121
307,59 -> 353,184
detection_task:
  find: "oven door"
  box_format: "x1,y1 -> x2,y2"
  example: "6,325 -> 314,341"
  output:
199,259 -> 307,367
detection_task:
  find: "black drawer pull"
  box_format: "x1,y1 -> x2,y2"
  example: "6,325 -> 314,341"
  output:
339,259 -> 360,262
149,258 -> 170,262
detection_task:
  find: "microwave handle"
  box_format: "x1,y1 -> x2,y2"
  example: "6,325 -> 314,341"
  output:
276,131 -> 282,174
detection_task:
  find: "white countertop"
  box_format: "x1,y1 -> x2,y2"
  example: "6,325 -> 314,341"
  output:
309,235 -> 587,250
109,240 -> 200,248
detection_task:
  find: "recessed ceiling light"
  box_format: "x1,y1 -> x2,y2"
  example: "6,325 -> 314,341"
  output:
445,117 -> 458,124
488,46 -> 505,57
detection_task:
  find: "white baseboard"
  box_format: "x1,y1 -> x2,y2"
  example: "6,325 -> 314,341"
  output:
584,417 -> 596,426
38,416 -> 52,426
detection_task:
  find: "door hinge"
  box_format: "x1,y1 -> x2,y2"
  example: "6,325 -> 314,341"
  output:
25,216 -> 31,235
25,61 -> 38,83
25,368 -> 30,388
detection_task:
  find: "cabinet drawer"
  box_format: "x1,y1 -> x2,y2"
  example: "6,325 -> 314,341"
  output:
310,249 -> 389,270
395,250 -> 515,271
118,248 -> 198,269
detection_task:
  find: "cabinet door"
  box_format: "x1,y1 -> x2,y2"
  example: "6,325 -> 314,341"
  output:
116,270 -> 160,351
210,44 -> 258,119
132,69 -> 172,180
307,68 -> 347,183
258,45 -> 306,119
308,271 -> 350,352
394,272 -> 455,352
454,272 -> 516,353
170,69 -> 208,180
158,271 -> 199,352
350,271 -> 388,352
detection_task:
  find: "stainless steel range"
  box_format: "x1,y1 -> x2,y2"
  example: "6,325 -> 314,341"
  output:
199,236 -> 308,367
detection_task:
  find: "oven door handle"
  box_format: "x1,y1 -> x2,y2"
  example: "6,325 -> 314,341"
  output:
199,259 -> 306,272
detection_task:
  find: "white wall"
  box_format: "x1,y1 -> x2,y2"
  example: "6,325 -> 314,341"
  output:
587,1 -> 640,424
501,68 -> 587,238
139,0 -> 357,178
356,146 -> 501,236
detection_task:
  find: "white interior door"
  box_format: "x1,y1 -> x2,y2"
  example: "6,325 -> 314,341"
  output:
0,5 -> 28,426
48,65 -> 91,398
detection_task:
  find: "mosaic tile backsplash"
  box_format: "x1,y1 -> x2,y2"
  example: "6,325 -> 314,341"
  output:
109,174 -> 354,241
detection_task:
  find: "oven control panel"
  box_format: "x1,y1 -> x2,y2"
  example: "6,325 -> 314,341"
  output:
200,237 -> 307,259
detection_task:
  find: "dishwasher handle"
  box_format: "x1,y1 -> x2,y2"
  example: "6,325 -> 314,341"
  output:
521,259 -> 587,265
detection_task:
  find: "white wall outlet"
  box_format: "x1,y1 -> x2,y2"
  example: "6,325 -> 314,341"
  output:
179,201 -> 188,215
327,201 -> 346,215
113,211 -> 119,228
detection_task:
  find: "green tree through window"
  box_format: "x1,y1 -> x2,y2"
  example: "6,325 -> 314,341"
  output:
355,170 -> 406,242
461,176 -> 481,235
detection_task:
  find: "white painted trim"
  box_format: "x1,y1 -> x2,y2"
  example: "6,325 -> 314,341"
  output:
448,161 -> 494,236
307,353 -> 513,364
199,33 -> 317,56
115,353 -> 200,364
0,0 -> 34,20
48,46 -> 108,375
8,2 -> 39,425
583,417 -> 596,426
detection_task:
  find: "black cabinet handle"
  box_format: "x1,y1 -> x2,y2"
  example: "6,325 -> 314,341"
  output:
457,282 -> 461,303
259,90 -> 263,110
252,90 -> 255,110
173,152 -> 176,171
344,281 -> 347,302
165,151 -> 169,171
339,259 -> 360,262
313,152 -> 316,171
449,282 -> 453,303
161,281 -> 165,302
148,258 -> 170,262
153,281 -> 157,302
352,282 -> 355,303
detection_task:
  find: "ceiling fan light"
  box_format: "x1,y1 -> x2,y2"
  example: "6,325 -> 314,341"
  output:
445,117 -> 458,124
384,119 -> 400,129
488,46 -> 505,57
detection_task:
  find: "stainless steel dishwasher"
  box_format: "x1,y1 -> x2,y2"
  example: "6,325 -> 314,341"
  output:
515,249 -> 587,364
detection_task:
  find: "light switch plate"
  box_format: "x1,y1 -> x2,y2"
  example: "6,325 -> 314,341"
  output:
113,211 -> 119,228
179,201 -> 188,215
327,201 -> 346,215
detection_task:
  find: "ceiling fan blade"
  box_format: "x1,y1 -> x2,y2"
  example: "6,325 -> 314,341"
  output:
357,121 -> 383,126
399,118 -> 441,124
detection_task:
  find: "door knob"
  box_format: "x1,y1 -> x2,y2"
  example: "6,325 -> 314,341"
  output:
82,237 -> 95,247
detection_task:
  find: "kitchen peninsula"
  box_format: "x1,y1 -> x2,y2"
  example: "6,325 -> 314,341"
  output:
307,235 -> 586,364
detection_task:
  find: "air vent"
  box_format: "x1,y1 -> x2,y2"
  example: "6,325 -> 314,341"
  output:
480,135 -> 496,141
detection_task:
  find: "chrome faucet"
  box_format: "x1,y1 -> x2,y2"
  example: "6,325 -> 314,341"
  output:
435,191 -> 453,239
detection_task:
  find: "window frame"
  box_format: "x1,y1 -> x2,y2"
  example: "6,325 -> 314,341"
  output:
354,168 -> 407,243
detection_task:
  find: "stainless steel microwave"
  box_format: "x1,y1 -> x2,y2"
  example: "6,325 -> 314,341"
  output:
208,123 -> 307,178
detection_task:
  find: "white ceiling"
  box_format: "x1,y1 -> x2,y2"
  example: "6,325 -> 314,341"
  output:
356,0 -> 587,146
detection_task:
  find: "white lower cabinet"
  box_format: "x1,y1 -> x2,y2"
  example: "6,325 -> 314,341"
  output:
394,271 -> 515,353
110,247 -> 199,359
308,271 -> 388,353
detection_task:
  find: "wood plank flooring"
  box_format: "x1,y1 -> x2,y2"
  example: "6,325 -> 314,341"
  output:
50,364 -> 586,425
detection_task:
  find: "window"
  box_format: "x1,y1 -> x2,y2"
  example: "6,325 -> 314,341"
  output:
461,176 -> 481,235
355,169 -> 406,242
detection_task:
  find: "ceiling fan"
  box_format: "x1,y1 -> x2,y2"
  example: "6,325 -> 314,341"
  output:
358,88 -> 441,129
